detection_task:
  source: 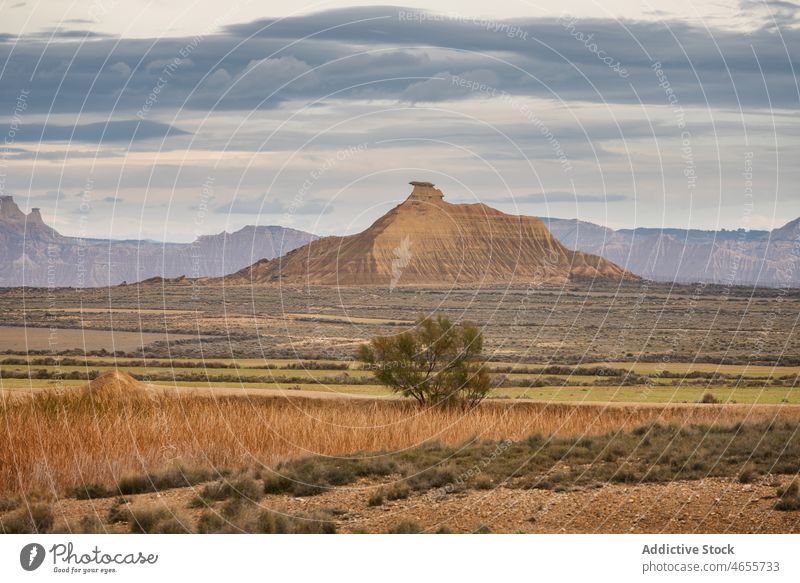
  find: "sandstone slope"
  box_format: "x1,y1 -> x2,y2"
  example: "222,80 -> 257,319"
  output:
230,182 -> 635,286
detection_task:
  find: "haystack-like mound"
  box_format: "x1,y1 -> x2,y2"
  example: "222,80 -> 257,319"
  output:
85,369 -> 145,396
227,182 -> 637,286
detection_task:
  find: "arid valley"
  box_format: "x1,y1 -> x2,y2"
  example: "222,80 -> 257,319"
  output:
1,274 -> 799,534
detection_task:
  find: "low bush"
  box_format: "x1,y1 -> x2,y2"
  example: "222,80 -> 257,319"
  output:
106,497 -> 130,524
254,509 -> 336,534
698,393 -> 720,404
67,483 -> 112,500
738,465 -> 758,484
197,511 -> 226,534
774,481 -> 800,511
116,465 -> 218,496
0,503 -> 53,534
200,476 -> 261,502
368,483 -> 410,506
126,503 -> 190,534
388,520 -> 422,534
263,456 -> 396,497
196,505 -> 336,534
76,515 -> 104,534
187,496 -> 210,509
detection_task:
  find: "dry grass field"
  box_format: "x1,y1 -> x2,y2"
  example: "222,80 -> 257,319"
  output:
2,373 -> 797,499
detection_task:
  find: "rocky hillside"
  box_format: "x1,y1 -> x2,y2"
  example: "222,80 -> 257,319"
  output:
229,182 -> 635,286
542,216 -> 800,287
0,196 -> 316,287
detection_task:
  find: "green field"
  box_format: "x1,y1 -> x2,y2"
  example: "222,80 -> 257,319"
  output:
1,354 -> 797,404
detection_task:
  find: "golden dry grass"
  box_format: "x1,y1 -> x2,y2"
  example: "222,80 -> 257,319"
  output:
1,387 -> 797,498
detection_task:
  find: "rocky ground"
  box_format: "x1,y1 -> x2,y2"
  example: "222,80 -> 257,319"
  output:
41,475 -> 800,534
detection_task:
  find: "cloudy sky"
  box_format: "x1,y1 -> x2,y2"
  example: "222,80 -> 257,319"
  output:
0,0 -> 798,241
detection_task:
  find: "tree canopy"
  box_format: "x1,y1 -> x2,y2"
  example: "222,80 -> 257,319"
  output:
357,315 -> 491,408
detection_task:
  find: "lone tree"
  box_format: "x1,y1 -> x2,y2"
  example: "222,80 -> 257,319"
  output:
357,315 -> 491,408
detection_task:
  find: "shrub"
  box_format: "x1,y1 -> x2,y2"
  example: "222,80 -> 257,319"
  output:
220,498 -> 244,519
255,509 -> 337,534
262,473 -> 291,495
699,393 -> 720,404
201,476 -> 261,502
406,467 -> 457,492
0,503 -> 54,534
126,503 -> 189,534
357,314 -> 491,408
154,518 -> 190,534
76,515 -> 104,534
107,498 -> 130,524
474,476 -> 495,490
369,483 -> 410,506
388,520 -> 422,534
197,511 -> 225,534
780,481 -> 799,497
116,474 -> 151,495
187,496 -> 210,509
263,456 -> 396,497
775,481 -> 800,511
67,483 -> 112,500
117,465 -> 217,495
367,491 -> 384,507
738,465 -> 757,484
127,504 -> 169,533
195,506 -> 336,534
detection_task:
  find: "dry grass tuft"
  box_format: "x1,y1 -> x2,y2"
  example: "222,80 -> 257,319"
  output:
84,369 -> 146,398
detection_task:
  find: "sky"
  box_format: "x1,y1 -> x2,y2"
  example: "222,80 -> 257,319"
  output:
0,0 -> 798,241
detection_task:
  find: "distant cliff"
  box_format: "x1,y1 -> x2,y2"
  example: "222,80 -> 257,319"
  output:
542,216 -> 800,287
0,196 -> 317,287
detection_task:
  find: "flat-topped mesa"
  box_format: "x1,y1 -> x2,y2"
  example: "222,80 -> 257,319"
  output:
229,180 -> 638,286
406,181 -> 444,203
0,195 -> 25,220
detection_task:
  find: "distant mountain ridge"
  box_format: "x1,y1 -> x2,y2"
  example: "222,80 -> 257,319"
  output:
0,196 -> 316,287
228,182 -> 636,286
541,216 -> 800,287
4,192 -> 798,288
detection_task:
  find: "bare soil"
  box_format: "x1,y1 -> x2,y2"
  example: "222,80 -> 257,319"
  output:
44,475 -> 800,534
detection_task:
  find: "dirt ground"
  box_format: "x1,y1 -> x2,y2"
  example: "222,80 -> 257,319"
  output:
45,475 -> 800,534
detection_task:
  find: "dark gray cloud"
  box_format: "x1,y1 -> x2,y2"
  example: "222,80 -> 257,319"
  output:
43,29 -> 116,40
7,120 -> 189,142
0,6 -> 796,117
